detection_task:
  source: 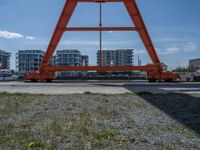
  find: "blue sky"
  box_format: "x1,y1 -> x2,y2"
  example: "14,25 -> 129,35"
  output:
0,0 -> 200,70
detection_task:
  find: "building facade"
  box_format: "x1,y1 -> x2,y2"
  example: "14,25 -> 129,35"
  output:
56,50 -> 81,67
97,49 -> 134,66
189,58 -> 200,72
81,55 -> 89,66
16,50 -> 44,75
56,50 -> 89,77
0,50 -> 11,70
50,55 -> 57,66
80,55 -> 89,77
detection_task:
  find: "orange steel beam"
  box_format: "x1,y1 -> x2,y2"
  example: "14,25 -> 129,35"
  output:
79,0 -> 123,2
44,65 -> 159,72
123,1 -> 162,68
40,0 -> 78,70
65,27 -> 137,31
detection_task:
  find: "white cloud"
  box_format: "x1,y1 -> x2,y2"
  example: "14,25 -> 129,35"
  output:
166,47 -> 180,53
157,42 -> 198,55
0,30 -> 23,39
154,41 -> 198,56
26,36 -> 35,40
61,40 -> 127,46
158,47 -> 180,55
61,40 -> 99,46
150,26 -> 198,33
183,42 -> 198,52
0,30 -> 35,41
135,49 -> 145,54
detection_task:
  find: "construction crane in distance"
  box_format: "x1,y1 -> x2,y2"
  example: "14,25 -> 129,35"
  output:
25,0 -> 178,82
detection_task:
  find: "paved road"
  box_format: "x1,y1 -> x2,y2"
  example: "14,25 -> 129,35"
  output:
0,81 -> 199,94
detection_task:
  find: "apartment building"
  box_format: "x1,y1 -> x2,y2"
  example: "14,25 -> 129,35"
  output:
56,50 -> 81,67
16,50 -> 45,75
56,50 -> 89,77
0,50 -> 11,70
50,55 -> 57,66
189,58 -> 200,72
97,49 -> 134,66
81,55 -> 89,66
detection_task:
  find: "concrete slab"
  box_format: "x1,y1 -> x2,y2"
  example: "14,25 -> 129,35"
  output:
0,81 -> 199,95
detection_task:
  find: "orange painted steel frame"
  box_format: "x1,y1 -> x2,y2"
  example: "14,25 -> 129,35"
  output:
25,0 -> 178,81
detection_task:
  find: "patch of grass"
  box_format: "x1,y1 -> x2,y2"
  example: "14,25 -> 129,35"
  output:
49,114 -> 121,149
120,92 -> 137,96
0,131 -> 32,149
0,123 -> 15,136
83,91 -> 107,96
79,117 -> 93,136
136,91 -> 153,95
0,92 -> 25,97
27,140 -> 45,148
91,130 -> 120,148
0,92 -> 45,98
0,102 -> 21,115
93,130 -> 120,140
0,92 -> 11,96
84,91 -> 92,95
147,124 -> 173,134
47,121 -> 63,134
146,123 -> 192,136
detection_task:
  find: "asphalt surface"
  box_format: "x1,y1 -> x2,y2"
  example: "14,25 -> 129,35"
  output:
0,80 -> 199,94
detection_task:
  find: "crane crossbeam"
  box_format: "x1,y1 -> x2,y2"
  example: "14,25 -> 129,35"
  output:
64,27 -> 137,31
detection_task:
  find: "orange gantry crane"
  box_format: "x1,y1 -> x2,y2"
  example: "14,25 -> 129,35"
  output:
25,0 -> 178,82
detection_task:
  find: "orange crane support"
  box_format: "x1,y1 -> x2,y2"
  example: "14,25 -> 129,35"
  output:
25,0 -> 178,82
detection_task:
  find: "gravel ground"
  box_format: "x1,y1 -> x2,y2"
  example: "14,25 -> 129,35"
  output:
0,92 -> 200,149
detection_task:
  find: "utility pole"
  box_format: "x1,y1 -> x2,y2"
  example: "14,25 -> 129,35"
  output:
99,2 -> 102,67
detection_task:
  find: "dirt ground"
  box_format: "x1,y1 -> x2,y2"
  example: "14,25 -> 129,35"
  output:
0,92 -> 200,150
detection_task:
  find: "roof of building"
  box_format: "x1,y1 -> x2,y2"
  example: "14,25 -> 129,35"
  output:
189,58 -> 200,61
